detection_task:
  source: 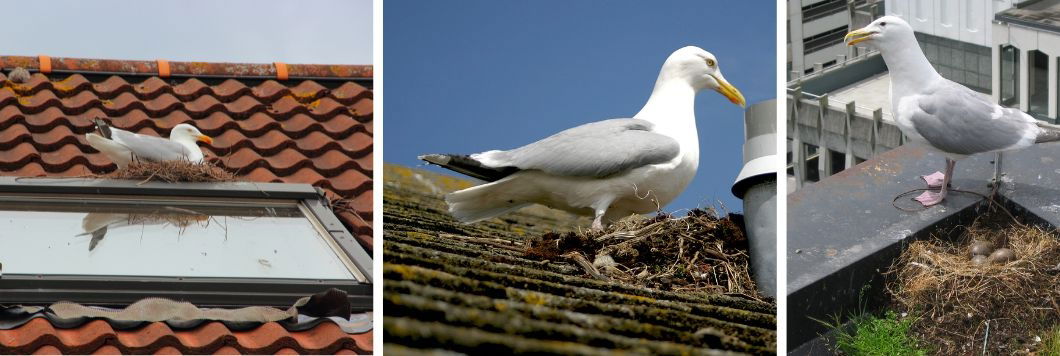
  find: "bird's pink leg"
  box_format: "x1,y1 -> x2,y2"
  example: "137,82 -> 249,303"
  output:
590,198 -> 615,231
591,216 -> 604,231
915,159 -> 955,206
921,171 -> 946,188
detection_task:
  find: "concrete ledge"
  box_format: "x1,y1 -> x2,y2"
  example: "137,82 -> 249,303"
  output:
787,144 -> 998,349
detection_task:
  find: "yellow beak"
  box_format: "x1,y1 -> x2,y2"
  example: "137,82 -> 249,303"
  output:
712,74 -> 746,108
197,135 -> 213,145
844,29 -> 875,45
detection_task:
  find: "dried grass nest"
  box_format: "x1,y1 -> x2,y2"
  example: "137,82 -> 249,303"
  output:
525,208 -> 762,300
104,160 -> 237,183
889,217 -> 1060,354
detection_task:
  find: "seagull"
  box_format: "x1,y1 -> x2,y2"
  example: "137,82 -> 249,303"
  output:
85,118 -> 213,168
420,46 -> 746,229
846,16 -> 1060,206
77,211 -> 209,251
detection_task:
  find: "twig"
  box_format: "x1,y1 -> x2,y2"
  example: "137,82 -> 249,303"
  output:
595,220 -> 667,242
981,320 -> 990,356
562,251 -> 610,281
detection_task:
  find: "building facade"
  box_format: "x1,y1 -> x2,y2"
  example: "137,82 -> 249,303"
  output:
788,0 -> 884,79
784,0 -> 1060,190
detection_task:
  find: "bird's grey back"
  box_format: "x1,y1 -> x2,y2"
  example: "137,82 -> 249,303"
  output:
910,80 -> 1033,155
495,118 -> 681,178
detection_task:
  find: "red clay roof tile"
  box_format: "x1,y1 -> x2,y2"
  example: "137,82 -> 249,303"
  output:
211,345 -> 241,355
91,344 -> 122,354
0,318 -> 370,354
0,57 -> 373,355
0,58 -> 372,247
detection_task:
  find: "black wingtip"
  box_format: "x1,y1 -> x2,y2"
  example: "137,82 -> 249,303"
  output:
418,153 -> 519,182
419,154 -> 451,166
93,117 -> 113,139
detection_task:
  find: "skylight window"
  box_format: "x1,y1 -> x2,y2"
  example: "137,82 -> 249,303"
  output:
0,197 -> 357,280
0,178 -> 372,307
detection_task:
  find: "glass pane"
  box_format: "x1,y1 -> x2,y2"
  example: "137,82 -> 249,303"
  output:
1030,50 -> 1048,116
1001,45 -> 1020,107
0,196 -> 355,280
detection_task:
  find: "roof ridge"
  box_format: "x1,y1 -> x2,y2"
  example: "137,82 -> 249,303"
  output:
0,55 -> 372,79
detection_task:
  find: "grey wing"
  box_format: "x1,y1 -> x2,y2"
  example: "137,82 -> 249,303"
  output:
909,81 -> 1036,155
494,118 -> 681,177
110,129 -> 192,162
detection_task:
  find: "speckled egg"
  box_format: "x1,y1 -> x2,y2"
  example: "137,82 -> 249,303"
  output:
988,248 -> 1016,264
971,255 -> 988,265
969,241 -> 993,257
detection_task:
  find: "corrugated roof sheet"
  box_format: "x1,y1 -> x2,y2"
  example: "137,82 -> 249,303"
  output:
383,164 -> 776,354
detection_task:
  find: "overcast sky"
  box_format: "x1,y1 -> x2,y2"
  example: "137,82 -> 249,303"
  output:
384,1 -> 776,213
5,0 -> 372,64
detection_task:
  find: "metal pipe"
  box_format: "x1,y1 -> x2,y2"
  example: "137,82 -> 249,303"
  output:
732,99 -> 778,297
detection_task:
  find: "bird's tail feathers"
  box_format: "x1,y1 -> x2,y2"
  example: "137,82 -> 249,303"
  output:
85,133 -> 132,168
93,118 -> 113,139
1036,121 -> 1060,144
445,181 -> 530,223
419,153 -> 519,182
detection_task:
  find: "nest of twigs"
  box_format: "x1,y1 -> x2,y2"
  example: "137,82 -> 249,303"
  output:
104,160 -> 237,183
889,216 -> 1060,354
525,208 -> 760,299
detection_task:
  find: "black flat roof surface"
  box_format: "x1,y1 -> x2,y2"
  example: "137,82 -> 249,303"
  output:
788,142 -> 1060,350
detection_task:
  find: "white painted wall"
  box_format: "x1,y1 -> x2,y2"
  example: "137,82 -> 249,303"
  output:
803,11 -> 848,35
885,0 -> 1013,47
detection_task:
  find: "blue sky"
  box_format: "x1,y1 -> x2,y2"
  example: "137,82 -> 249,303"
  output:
384,1 -> 776,213
4,0 -> 371,64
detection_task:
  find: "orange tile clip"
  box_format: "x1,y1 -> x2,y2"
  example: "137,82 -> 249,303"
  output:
157,59 -> 171,78
38,55 -> 51,74
274,62 -> 288,80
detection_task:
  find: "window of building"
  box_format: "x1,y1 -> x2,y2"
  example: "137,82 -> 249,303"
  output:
1001,45 -> 1020,107
802,0 -> 846,22
804,144 -> 820,182
803,25 -> 848,54
0,178 -> 372,307
1030,50 -> 1048,119
829,149 -> 845,176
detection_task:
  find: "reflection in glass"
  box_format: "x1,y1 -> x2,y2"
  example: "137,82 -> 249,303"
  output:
78,209 -> 211,251
1001,45 -> 1020,107
0,198 -> 354,280
1030,50 -> 1048,118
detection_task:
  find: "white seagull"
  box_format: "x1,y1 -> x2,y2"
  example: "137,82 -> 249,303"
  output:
846,16 -> 1060,206
85,119 -> 213,168
77,211 -> 209,251
420,46 -> 746,229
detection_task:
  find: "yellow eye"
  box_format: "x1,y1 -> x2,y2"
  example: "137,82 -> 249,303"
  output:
705,59 -> 715,67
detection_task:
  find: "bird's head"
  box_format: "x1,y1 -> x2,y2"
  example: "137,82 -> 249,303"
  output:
170,124 -> 213,145
845,16 -> 914,51
660,46 -> 745,107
